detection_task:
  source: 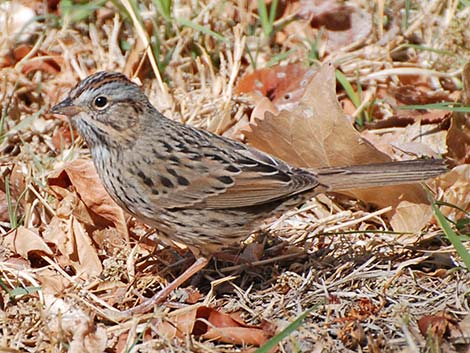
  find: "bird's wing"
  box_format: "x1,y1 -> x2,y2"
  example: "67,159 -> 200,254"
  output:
138,126 -> 321,209
202,142 -> 321,208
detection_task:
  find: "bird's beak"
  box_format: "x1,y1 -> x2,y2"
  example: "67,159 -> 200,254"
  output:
50,97 -> 82,116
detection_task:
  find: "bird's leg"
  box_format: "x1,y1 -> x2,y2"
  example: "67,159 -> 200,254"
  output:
122,256 -> 209,316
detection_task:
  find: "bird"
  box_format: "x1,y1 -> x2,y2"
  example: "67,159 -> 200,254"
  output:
50,71 -> 447,316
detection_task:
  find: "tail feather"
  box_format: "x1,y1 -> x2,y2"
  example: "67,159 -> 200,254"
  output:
316,159 -> 448,191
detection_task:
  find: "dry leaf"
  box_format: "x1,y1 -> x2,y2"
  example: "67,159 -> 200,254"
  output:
45,295 -> 107,353
2,226 -> 53,259
337,320 -> 367,349
446,113 -> 470,164
392,85 -> 451,105
223,97 -> 279,141
123,18 -> 154,79
298,0 -> 372,51
239,243 -> 265,263
0,189 -> 10,222
429,164 -> 470,220
300,0 -> 352,31
397,134 -> 445,159
157,305 -> 270,346
200,308 -> 269,345
449,314 -> 470,344
235,63 -> 317,111
35,268 -> 69,295
72,217 -> 103,275
446,62 -> 470,164
361,122 -> 447,161
1,43 -> 62,74
364,81 -> 452,128
390,201 -> 434,240
43,213 -> 103,278
418,314 -> 457,341
48,159 -> 128,238
51,124 -> 76,151
203,326 -> 268,345
244,61 -> 429,212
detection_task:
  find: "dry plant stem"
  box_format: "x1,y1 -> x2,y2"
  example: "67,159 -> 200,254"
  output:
121,256 -> 209,316
376,0 -> 385,38
363,67 -> 461,82
219,253 -> 302,273
118,0 -> 166,93
324,206 -> 392,232
14,34 -> 44,72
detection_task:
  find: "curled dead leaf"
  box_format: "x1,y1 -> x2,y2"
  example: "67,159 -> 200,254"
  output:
418,314 -> 458,342
338,320 -> 367,349
157,305 -> 270,346
446,63 -> 470,165
48,159 -> 128,238
390,201 -> 434,241
446,62 -> 470,164
429,164 -> 470,221
446,113 -> 470,164
2,226 -> 53,259
235,63 -> 317,111
361,122 -> 447,161
0,190 -> 10,222
43,214 -> 103,278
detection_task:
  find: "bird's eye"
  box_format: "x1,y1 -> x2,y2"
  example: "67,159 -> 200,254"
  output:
94,96 -> 108,109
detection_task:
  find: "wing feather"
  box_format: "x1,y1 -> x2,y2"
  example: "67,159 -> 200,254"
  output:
135,123 -> 320,209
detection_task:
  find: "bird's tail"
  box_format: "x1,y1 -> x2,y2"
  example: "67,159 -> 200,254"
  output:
315,159 -> 448,191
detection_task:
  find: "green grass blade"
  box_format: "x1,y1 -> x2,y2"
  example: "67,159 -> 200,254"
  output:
266,49 -> 296,67
434,200 -> 470,218
307,29 -> 323,64
254,305 -> 318,353
355,75 -> 369,124
433,202 -> 470,269
459,0 -> 470,8
397,102 -> 470,112
257,0 -> 271,37
268,0 -> 278,30
402,0 -> 411,31
176,18 -> 227,42
336,70 -> 366,125
245,43 -> 257,69
60,0 -> 106,24
336,70 -> 360,107
152,0 -> 172,20
10,286 -> 42,298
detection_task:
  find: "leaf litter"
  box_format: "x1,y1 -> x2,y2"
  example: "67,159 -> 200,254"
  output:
0,0 -> 469,352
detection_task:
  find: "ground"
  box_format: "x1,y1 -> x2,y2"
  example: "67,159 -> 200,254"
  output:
0,0 -> 469,352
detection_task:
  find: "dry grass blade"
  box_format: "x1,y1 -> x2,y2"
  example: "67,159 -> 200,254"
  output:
118,0 -> 166,93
